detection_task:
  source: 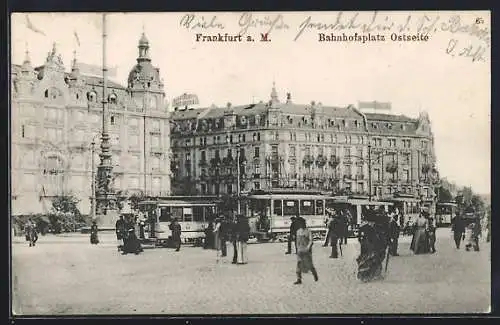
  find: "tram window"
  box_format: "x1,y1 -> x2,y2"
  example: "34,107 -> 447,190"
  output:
183,207 -> 193,222
300,200 -> 314,215
159,207 -> 171,222
193,206 -> 204,222
273,200 -> 283,216
315,200 -> 324,215
171,207 -> 183,221
283,200 -> 298,216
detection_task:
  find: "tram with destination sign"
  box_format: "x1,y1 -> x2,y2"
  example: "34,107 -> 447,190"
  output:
241,189 -> 328,242
138,196 -> 220,247
435,202 -> 457,227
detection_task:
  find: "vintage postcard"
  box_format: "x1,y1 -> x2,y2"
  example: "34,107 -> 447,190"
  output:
10,11 -> 490,315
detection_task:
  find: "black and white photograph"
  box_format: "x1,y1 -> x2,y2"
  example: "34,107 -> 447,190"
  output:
10,11 -> 491,315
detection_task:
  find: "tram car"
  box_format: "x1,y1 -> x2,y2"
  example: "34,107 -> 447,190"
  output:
435,202 -> 457,227
325,195 -> 394,237
138,196 -> 220,247
241,189 -> 329,242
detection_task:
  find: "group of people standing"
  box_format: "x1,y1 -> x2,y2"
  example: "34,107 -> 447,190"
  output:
204,214 -> 250,265
451,213 -> 482,252
115,215 -> 143,255
409,210 -> 437,254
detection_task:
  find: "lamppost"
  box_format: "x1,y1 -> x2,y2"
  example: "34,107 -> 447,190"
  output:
226,134 -> 242,214
89,133 -> 100,221
95,13 -> 116,224
343,144 -> 398,201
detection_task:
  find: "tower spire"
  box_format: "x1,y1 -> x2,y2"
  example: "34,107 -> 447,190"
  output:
270,80 -> 279,104
23,42 -> 31,63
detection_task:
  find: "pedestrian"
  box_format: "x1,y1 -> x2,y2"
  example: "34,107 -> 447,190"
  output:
169,218 -> 182,252
214,216 -> 228,257
204,220 -> 215,249
236,215 -> 250,264
388,214 -> 400,256
294,217 -> 319,284
230,216 -> 239,264
115,215 -> 125,251
356,211 -> 389,282
90,221 -> 99,245
451,213 -> 465,249
328,212 -> 341,258
341,209 -> 350,245
139,218 -> 146,240
322,211 -> 334,247
427,217 -> 437,253
122,227 -> 143,255
285,215 -> 299,255
410,210 -> 430,254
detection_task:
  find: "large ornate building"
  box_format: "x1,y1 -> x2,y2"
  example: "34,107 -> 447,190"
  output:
170,84 -> 438,202
11,33 -> 171,216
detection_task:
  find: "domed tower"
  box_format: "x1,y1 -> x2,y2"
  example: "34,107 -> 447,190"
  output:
127,32 -> 165,111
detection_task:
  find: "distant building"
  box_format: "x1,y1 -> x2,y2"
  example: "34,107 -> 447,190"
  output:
11,33 -> 171,216
169,83 -> 438,202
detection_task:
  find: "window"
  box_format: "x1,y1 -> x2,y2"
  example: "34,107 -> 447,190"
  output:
151,156 -> 160,171
201,151 -> 206,162
300,200 -> 314,215
21,125 -> 25,138
151,135 -> 160,148
289,146 -> 296,157
315,200 -> 324,215
129,134 -> 139,148
404,169 -> 410,182
110,115 -> 115,125
344,147 -> 351,157
283,200 -> 298,216
402,153 -> 410,164
273,200 -> 283,216
374,169 -> 381,182
255,165 -> 260,174
421,140 -> 428,149
257,133 -> 261,141
388,139 -> 396,147
109,93 -> 117,104
254,146 -> 260,158
254,182 -> 260,190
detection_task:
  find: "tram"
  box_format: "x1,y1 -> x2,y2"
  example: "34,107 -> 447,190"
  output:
325,195 -> 393,237
138,196 -> 220,246
242,189 -> 328,242
435,202 -> 457,227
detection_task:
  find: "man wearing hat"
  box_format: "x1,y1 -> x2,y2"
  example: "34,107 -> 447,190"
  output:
169,217 -> 182,251
285,214 -> 300,255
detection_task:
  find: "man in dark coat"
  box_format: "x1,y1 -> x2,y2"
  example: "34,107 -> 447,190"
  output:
115,215 -> 125,250
451,213 -> 465,249
388,214 -> 400,256
285,215 -> 299,254
340,209 -> 350,245
323,212 -> 334,247
329,214 -> 344,258
230,216 -> 239,264
169,218 -> 182,251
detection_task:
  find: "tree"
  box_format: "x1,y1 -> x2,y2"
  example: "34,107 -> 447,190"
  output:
436,186 -> 453,202
50,194 -> 83,233
129,192 -> 146,211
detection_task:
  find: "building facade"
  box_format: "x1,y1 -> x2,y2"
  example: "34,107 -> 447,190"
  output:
170,84 -> 438,202
11,33 -> 171,216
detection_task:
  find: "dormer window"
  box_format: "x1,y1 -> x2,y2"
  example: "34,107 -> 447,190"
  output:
387,123 -> 393,129
87,91 -> 97,102
372,122 -> 378,129
109,93 -> 117,104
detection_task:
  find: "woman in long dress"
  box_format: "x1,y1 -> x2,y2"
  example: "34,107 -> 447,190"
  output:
356,216 -> 388,282
294,217 -> 319,284
410,212 -> 430,254
90,221 -> 99,245
236,215 -> 250,264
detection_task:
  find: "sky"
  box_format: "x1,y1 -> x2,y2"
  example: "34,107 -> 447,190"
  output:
10,11 -> 491,194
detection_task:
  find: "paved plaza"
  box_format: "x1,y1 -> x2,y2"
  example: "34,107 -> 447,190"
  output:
12,228 -> 490,315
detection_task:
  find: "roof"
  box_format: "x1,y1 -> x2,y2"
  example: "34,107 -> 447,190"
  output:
364,113 -> 416,123
170,102 -> 362,120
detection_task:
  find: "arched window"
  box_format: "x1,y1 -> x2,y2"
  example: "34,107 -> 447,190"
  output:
42,155 -> 65,196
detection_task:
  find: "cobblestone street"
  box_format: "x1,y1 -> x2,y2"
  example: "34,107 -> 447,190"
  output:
12,228 -> 490,315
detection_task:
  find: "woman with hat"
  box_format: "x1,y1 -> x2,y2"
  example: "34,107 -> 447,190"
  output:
90,221 -> 99,245
410,209 -> 430,254
356,207 -> 389,282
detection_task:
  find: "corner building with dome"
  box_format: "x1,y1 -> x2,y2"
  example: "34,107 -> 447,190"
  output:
11,33 -> 171,217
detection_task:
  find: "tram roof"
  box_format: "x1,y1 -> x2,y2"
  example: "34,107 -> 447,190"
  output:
139,196 -> 220,206
437,202 -> 458,206
248,189 -> 325,196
